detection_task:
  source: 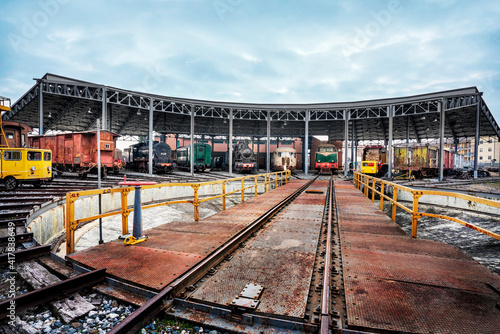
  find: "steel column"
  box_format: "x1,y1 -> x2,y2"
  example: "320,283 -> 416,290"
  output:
474,98 -> 480,179
266,111 -> 271,173
388,106 -> 393,178
351,120 -> 355,173
229,109 -> 233,175
149,98 -> 154,176
190,105 -> 195,175
101,87 -> 107,130
38,82 -> 44,135
344,110 -> 349,177
304,111 -> 309,175
438,100 -> 445,181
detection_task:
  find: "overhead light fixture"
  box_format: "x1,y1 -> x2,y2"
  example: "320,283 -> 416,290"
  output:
421,116 -> 426,120
284,120 -> 287,126
433,118 -> 438,122
48,112 -> 52,118
137,110 -> 141,115
223,118 -> 227,124
88,107 -> 92,114
425,127 -> 430,131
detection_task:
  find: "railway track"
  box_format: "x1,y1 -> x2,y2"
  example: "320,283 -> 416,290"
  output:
107,176 -> 341,334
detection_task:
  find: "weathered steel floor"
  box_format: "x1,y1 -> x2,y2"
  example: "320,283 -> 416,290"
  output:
189,180 -> 328,320
335,180 -> 500,334
67,180 -> 308,291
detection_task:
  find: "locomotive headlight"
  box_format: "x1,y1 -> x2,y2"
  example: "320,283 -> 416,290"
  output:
48,166 -> 52,171
31,166 -> 36,171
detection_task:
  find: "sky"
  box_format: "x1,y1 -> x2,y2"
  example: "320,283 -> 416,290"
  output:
1,0 -> 500,122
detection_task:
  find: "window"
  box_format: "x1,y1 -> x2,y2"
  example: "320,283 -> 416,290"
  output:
105,143 -> 111,149
488,148 -> 492,152
27,151 -> 42,161
4,151 -> 21,160
488,156 -> 492,160
480,156 -> 483,160
44,152 -> 51,161
480,148 -> 483,152
6,132 -> 14,139
480,140 -> 484,144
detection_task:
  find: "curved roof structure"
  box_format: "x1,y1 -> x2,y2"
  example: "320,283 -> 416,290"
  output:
4,73 -> 499,143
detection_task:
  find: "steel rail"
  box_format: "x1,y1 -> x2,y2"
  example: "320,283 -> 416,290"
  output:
0,268 -> 106,319
109,177 -> 318,334
320,176 -> 333,333
0,245 -> 50,265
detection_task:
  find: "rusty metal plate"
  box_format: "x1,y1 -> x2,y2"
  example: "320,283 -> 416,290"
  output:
345,275 -> 500,334
341,232 -> 472,260
190,248 -> 314,319
140,228 -> 233,257
249,220 -> 321,253
154,221 -> 244,235
293,197 -> 326,205
342,248 -> 497,293
68,243 -> 203,290
340,223 -> 407,236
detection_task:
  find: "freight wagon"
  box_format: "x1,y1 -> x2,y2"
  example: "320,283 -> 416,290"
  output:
29,131 -> 122,177
394,145 -> 454,178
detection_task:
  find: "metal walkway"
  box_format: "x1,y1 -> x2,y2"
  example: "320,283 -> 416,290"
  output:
67,180 -> 309,291
335,180 -> 500,334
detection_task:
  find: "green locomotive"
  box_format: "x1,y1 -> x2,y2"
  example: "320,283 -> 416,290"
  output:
176,143 -> 212,172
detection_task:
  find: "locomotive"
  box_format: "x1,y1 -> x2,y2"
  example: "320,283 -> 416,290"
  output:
128,142 -> 175,173
176,143 -> 212,172
0,107 -> 53,189
360,145 -> 388,176
29,130 -> 122,177
314,143 -> 338,174
232,142 -> 258,173
272,147 -> 297,171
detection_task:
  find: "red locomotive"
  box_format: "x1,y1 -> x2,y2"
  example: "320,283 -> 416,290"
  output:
1,120 -> 31,148
29,130 -> 122,177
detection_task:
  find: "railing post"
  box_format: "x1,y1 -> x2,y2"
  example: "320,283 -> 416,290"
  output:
254,176 -> 258,197
265,174 -> 268,192
364,176 -> 369,197
371,179 -> 376,203
121,188 -> 131,237
222,181 -> 226,210
392,187 -> 398,221
241,178 -> 245,203
411,191 -> 422,238
274,172 -> 278,189
192,184 -> 200,221
380,183 -> 385,210
65,193 -> 77,255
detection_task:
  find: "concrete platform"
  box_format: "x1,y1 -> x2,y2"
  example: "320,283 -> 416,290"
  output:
67,180 -> 308,291
335,180 -> 500,334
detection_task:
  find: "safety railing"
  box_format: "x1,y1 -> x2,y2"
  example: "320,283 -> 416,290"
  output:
352,171 -> 500,241
66,170 -> 291,254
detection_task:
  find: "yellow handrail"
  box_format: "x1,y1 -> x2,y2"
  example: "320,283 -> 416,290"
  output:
352,171 -> 500,241
66,170 -> 291,254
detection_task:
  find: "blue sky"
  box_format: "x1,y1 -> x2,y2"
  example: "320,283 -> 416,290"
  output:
1,0 -> 500,121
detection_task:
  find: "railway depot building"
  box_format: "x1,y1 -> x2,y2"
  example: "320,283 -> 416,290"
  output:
6,73 -> 500,179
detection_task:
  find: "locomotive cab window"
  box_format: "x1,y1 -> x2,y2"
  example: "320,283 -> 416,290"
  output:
44,152 -> 52,161
4,151 -> 21,160
27,151 -> 42,161
6,132 -> 14,139
105,143 -> 111,149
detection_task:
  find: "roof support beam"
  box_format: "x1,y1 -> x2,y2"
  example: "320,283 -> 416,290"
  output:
304,111 -> 309,175
38,82 -> 44,135
409,116 -> 421,143
229,109 -> 233,175
388,106 -> 393,178
190,105 -> 195,175
148,98 -> 154,176
438,99 -> 445,181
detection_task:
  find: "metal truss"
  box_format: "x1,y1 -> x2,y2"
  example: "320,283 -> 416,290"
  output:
6,74 -> 500,141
